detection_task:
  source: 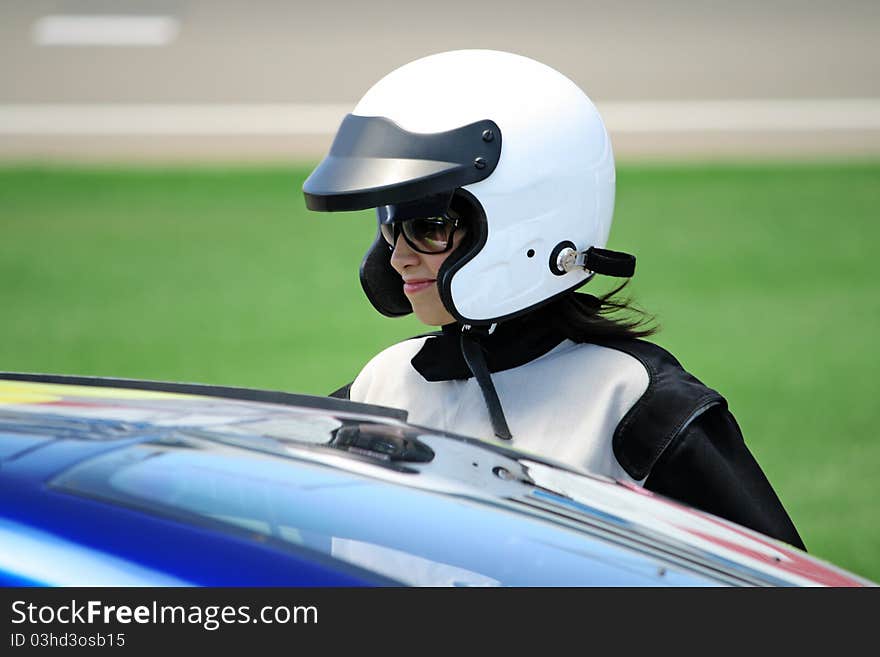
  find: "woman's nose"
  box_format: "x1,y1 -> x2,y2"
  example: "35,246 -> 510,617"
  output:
390,234 -> 420,271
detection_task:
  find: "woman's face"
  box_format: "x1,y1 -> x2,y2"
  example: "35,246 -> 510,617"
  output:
389,231 -> 460,326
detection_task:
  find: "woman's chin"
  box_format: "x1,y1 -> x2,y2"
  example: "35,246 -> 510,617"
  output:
412,304 -> 455,327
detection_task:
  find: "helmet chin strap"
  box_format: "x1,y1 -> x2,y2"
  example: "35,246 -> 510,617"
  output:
459,324 -> 513,441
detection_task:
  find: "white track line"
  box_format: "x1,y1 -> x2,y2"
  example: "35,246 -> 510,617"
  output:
1,100 -> 879,135
600,99 -> 880,132
0,104 -> 352,135
32,15 -> 180,47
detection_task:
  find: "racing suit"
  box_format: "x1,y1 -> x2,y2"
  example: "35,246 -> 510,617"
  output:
332,320 -> 805,550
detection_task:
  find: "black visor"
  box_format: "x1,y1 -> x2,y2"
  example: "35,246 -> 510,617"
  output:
303,114 -> 502,212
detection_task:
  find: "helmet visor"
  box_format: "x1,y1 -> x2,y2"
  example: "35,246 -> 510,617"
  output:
303,114 -> 501,212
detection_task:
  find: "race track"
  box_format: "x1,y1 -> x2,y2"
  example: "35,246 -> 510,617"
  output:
2,0 -> 878,160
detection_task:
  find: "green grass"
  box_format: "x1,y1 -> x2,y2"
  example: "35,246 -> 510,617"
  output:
1,161 -> 878,582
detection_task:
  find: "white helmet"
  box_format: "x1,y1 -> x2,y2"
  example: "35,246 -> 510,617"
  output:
304,49 -> 634,326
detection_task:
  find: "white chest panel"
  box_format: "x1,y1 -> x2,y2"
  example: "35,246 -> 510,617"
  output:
350,338 -> 650,485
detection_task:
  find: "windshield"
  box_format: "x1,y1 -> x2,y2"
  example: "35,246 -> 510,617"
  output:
50,433 -> 719,586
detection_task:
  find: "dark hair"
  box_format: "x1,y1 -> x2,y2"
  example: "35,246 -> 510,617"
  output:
531,282 -> 658,342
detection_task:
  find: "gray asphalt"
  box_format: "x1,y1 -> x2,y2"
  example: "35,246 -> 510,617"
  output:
2,0 -> 879,160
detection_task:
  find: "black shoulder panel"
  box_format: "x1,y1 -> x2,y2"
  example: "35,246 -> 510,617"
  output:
597,340 -> 726,481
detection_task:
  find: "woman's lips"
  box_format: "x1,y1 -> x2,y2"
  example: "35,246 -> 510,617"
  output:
403,279 -> 435,295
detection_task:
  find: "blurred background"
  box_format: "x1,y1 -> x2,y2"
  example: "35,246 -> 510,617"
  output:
1,1 -> 878,580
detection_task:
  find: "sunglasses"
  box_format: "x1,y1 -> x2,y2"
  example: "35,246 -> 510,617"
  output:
380,213 -> 462,254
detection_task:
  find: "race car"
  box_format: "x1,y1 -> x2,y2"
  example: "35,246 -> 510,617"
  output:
0,372 -> 873,587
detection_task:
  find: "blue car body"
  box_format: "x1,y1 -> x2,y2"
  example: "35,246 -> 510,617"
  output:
0,373 -> 873,587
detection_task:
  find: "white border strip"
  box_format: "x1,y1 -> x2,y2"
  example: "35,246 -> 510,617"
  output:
1,100 -> 879,135
0,104 -> 352,135
32,15 -> 180,47
599,99 -> 880,133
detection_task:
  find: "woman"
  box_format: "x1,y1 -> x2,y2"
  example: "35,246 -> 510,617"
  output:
303,50 -> 804,550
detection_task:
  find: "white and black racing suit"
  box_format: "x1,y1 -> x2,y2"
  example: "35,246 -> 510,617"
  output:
331,319 -> 806,550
